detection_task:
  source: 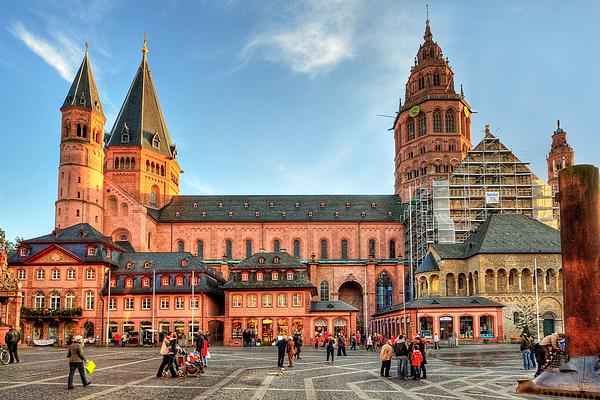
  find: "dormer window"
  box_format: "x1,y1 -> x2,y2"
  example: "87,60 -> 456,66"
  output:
371,202 -> 377,208
287,272 -> 294,281
202,212 -> 207,217
125,278 -> 134,288
152,133 -> 161,149
161,276 -> 169,287
120,124 -> 130,143
175,211 -> 180,217
126,261 -> 132,269
175,276 -> 184,286
193,203 -> 198,208
244,202 -> 249,208
142,277 -> 151,288
320,202 -> 325,208
361,211 -> 366,217
256,272 -> 264,281
308,211 -> 313,217
269,202 -> 274,208
87,247 -> 95,256
110,278 -> 117,288
144,261 -> 150,269
272,272 -> 279,281
255,211 -> 261,217
387,211 -> 393,217
218,202 -> 223,208
295,202 -> 300,208
106,248 -> 111,258
241,272 -> 249,282
190,275 -> 198,286
281,212 -> 287,217
273,256 -> 280,264
258,257 -> 265,264
228,211 -> 234,217
19,248 -> 27,257
334,211 -> 340,217
345,202 -> 351,208
181,259 -> 188,267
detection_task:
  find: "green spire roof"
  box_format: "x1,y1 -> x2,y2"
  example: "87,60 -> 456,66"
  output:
61,47 -> 103,115
107,37 -> 176,159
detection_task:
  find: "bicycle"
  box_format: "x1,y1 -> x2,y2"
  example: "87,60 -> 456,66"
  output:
0,346 -> 10,365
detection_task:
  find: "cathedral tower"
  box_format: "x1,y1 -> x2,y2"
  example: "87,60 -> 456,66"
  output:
105,35 -> 181,208
55,44 -> 106,231
393,15 -> 473,200
547,120 -> 574,222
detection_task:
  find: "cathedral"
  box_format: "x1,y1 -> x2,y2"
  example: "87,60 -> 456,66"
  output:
4,18 -> 574,346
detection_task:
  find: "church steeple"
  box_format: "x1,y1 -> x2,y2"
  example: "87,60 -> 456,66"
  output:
547,120 -> 575,225
105,35 -> 181,208
61,44 -> 104,117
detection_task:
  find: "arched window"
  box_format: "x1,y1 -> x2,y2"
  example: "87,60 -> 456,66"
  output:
320,281 -> 330,301
176,240 -> 184,252
77,123 -> 81,137
407,119 -> 415,141
273,239 -> 280,252
389,239 -> 396,259
152,133 -> 160,149
82,125 -> 87,138
161,276 -> 170,286
433,72 -> 440,85
245,240 -> 252,258
50,291 -> 61,310
65,292 -> 75,309
35,292 -> 45,309
160,165 -> 165,176
445,110 -> 455,133
115,158 -> 120,169
197,240 -> 204,259
368,239 -> 376,258
376,272 -> 393,311
125,158 -> 130,169
433,110 -> 442,133
131,158 -> 135,169
225,239 -> 233,259
151,162 -> 155,173
150,185 -> 160,205
320,239 -> 328,259
429,47 -> 435,58
341,239 -> 348,259
147,232 -> 152,250
146,160 -> 150,171
418,114 -> 427,136
293,240 -> 300,258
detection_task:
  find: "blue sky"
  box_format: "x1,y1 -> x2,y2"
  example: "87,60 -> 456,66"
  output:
0,0 -> 599,241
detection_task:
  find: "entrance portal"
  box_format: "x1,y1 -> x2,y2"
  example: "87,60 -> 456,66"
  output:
261,319 -> 273,344
439,316 -> 453,340
338,281 -> 363,333
542,312 -> 556,337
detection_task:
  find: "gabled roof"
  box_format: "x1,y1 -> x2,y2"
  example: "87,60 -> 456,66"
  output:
310,300 -> 359,312
106,40 -> 175,159
415,252 -> 439,273
61,49 -> 103,116
231,251 -> 306,270
372,296 -> 504,316
150,195 -> 403,223
430,213 -> 561,260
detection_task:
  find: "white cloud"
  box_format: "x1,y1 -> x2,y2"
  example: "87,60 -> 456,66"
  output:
9,21 -> 81,81
241,1 -> 360,75
182,173 -> 216,195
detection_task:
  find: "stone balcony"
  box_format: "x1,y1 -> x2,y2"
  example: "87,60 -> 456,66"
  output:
20,307 -> 83,319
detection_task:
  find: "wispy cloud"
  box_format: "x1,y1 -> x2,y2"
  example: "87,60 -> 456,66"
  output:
9,21 -> 81,81
182,173 -> 216,195
241,1 -> 360,75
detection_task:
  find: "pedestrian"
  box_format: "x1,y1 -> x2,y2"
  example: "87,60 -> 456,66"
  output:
350,333 -> 357,350
528,336 -> 537,369
4,325 -> 21,364
520,334 -> 532,370
156,333 -> 177,379
201,333 -> 209,367
113,332 -> 121,347
366,335 -> 373,351
293,333 -> 303,359
325,335 -> 336,362
276,336 -> 287,367
412,336 -> 428,379
533,339 -> 545,377
122,332 -> 128,347
286,336 -> 295,367
193,332 -> 205,374
394,334 -> 410,380
67,335 -> 90,389
337,334 -> 347,356
410,345 -> 423,380
379,339 -> 393,377
433,333 -> 440,350
540,332 -> 565,367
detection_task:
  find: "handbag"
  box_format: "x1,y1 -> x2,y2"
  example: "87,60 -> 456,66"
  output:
85,360 -> 96,374
206,351 -> 211,359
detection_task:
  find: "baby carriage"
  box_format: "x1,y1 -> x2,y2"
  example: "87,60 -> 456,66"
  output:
184,350 -> 204,377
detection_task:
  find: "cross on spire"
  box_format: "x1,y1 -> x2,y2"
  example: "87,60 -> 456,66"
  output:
85,40 -> 88,54
142,32 -> 148,57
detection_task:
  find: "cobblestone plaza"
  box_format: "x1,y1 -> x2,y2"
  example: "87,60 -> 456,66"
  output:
0,344 -> 561,400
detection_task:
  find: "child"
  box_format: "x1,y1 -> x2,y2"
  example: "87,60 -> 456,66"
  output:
410,347 -> 423,380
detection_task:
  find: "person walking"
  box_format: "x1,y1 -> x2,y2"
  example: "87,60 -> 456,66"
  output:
528,336 -> 537,369
350,334 -> 357,351
337,335 -> 347,356
325,336 -> 336,362
4,325 -> 21,364
67,335 -> 90,389
156,333 -> 177,379
410,345 -> 423,380
394,334 -> 410,380
413,336 -> 428,379
366,335 -> 373,351
520,334 -> 532,369
286,336 -> 296,367
293,334 -> 303,360
379,339 -> 393,377
276,336 -> 287,368
201,333 -> 210,367
433,333 -> 440,350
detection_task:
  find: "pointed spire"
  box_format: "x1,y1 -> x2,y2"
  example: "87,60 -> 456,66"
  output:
61,43 -> 103,115
424,4 -> 433,42
142,32 -> 148,58
460,84 -> 464,98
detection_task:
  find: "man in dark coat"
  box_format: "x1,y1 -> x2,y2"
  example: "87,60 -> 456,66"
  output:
276,336 -> 287,367
337,335 -> 347,356
4,325 -> 21,363
293,334 -> 303,359
67,335 -> 90,389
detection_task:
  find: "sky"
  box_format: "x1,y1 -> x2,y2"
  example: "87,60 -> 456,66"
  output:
0,0 -> 599,241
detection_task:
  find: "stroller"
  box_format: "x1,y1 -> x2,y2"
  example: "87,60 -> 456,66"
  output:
175,348 -> 204,377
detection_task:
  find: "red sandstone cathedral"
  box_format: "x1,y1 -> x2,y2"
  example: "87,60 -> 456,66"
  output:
3,18 -> 574,346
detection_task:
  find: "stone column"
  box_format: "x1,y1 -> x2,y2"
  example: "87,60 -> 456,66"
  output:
558,165 -> 600,357
494,272 -> 498,293
518,272 -> 522,291
466,276 -> 471,296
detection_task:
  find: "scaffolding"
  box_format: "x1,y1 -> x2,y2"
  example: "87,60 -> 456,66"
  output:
403,127 -> 557,269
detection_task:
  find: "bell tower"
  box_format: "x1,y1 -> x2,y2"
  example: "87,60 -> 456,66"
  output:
55,43 -> 106,230
392,13 -> 473,200
547,119 -> 574,223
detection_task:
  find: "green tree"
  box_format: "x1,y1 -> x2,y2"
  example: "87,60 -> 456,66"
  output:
0,228 -> 22,256
515,302 -> 540,338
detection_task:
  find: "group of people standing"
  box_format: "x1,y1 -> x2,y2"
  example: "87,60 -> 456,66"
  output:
521,332 -> 567,377
379,334 -> 427,380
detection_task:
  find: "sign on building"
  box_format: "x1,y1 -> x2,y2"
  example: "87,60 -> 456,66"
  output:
485,191 -> 499,204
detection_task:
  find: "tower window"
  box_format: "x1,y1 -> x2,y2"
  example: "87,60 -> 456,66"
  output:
418,76 -> 425,90
445,110 -> 456,133
152,133 -> 160,149
433,110 -> 442,133
418,114 -> 427,136
407,119 -> 415,141
433,72 -> 440,86
320,239 -> 328,259
341,239 -> 348,259
76,209 -> 80,217
82,125 -> 87,138
77,123 -> 82,137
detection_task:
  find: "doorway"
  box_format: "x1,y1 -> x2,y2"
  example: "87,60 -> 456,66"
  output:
439,316 -> 453,340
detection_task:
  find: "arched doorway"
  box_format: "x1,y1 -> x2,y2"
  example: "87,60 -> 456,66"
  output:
208,320 -> 224,343
338,281 -> 364,334
542,312 -> 556,337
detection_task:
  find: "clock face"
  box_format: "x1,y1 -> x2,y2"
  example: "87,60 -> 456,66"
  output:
409,105 -> 421,118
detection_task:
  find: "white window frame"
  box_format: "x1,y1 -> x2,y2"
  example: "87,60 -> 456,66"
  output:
125,278 -> 134,288
272,272 -> 279,281
85,291 -> 95,310
262,294 -> 272,308
17,269 -> 26,280
50,292 -> 61,310
34,293 -> 45,309
247,294 -> 257,308
20,248 -> 27,256
287,272 -> 294,281
141,298 -> 151,310
175,297 -> 184,310
86,269 -> 95,280
67,269 -> 75,280
87,247 -> 95,256
241,272 -> 248,282
51,269 -> 60,280
292,293 -> 303,307
160,297 -> 170,310
124,298 -> 134,311
277,293 -> 287,308
36,269 -> 45,280
65,292 -> 75,309
256,272 -> 263,281
190,297 -> 199,310
108,297 -> 116,311
232,294 -> 242,308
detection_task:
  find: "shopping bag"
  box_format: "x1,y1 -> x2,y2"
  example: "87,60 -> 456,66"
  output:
206,351 -> 211,359
85,360 -> 96,374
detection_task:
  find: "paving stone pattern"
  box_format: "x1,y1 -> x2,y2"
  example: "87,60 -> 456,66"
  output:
0,344 -> 561,399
